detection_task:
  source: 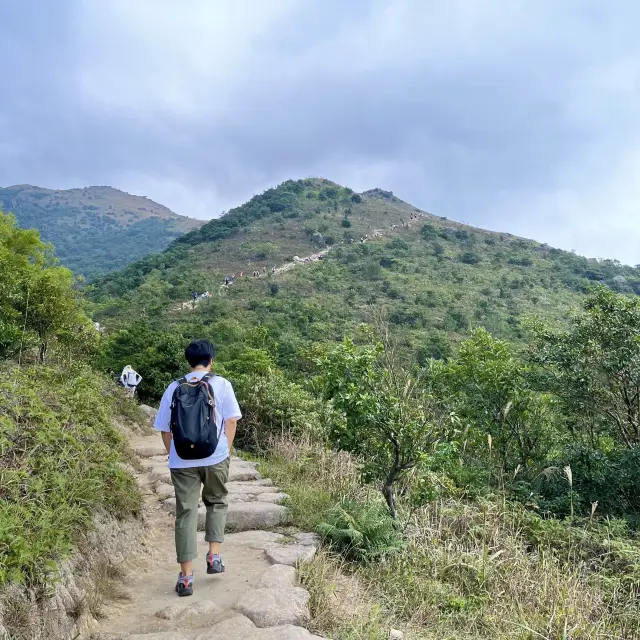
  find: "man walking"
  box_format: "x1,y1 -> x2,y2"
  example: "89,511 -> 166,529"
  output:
154,339 -> 242,597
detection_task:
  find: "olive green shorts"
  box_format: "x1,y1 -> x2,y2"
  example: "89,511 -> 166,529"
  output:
170,457 -> 230,563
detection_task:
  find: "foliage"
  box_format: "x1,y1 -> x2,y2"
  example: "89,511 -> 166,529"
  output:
317,498 -> 405,562
266,436 -> 640,640
99,321 -> 188,401
531,286 -> 640,449
0,363 -> 141,588
232,365 -> 327,451
443,328 -> 559,476
320,332 -> 458,518
0,211 -> 91,362
0,185 -> 200,279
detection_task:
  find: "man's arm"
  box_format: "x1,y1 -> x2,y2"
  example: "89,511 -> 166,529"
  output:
224,418 -> 237,451
153,384 -> 174,455
161,430 -> 173,453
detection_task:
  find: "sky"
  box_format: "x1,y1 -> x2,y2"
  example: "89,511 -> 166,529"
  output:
1,0 -> 639,263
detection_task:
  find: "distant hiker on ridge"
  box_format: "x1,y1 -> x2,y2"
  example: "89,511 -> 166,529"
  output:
154,339 -> 242,597
119,365 -> 142,397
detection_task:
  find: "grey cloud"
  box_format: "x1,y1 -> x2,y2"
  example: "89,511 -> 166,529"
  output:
1,0 -> 639,263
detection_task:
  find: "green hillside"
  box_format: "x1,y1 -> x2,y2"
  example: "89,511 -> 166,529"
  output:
0,184 -> 203,279
90,177 -> 639,381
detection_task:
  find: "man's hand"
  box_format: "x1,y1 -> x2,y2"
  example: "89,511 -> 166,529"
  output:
224,418 -> 238,451
161,431 -> 173,454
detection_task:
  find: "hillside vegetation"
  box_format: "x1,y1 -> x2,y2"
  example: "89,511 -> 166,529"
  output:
0,184 -> 202,279
88,179 -> 640,637
0,210 -> 142,637
90,178 -> 639,395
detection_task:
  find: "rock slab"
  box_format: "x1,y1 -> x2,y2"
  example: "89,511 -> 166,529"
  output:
235,586 -> 310,628
265,544 -> 317,567
226,502 -> 289,531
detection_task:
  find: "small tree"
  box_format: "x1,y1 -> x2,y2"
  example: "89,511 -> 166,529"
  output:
443,328 -> 557,476
320,330 -> 457,518
531,286 -> 640,449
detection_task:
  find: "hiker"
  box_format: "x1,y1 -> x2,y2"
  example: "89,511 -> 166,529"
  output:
224,276 -> 229,286
154,339 -> 242,598
119,365 -> 142,397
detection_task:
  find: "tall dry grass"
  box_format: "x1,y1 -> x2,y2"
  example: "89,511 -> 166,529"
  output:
259,436 -> 640,640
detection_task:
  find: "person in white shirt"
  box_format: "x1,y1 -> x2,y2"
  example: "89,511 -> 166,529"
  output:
119,365 -> 142,397
153,339 -> 242,598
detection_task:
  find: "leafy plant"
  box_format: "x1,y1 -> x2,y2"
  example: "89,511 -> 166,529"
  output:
317,498 -> 405,562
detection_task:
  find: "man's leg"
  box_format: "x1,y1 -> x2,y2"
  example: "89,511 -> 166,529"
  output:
170,468 -> 201,578
201,458 -> 230,565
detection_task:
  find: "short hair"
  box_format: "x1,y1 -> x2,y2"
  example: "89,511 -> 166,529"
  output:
184,339 -> 216,368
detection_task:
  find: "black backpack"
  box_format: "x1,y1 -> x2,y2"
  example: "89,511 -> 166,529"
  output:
170,372 -> 222,460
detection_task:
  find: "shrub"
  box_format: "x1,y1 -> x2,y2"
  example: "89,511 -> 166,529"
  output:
341,218 -> 352,228
0,364 -> 141,587
317,498 -> 405,562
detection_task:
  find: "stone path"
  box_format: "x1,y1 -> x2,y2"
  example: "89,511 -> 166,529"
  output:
93,435 -> 322,639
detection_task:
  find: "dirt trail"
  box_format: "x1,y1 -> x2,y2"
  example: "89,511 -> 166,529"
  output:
92,428 -> 322,640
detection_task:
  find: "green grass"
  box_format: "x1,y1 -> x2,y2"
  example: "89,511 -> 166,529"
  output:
0,363 -> 142,589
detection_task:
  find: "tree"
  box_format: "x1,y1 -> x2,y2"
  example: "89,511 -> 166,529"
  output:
443,328 -> 557,475
531,287 -> 640,449
0,211 -> 87,361
320,332 -> 457,518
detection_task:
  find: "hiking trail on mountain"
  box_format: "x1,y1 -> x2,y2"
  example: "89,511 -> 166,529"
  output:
92,408 -> 323,640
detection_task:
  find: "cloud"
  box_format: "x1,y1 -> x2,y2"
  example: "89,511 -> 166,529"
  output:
1,0 -> 639,263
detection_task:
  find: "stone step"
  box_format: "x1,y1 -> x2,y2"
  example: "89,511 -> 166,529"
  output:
195,613 -> 324,640
162,498 -> 290,533
226,502 -> 290,531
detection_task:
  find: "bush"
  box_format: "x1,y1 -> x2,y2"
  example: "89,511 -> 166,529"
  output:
0,364 -> 141,587
232,368 -> 326,450
317,498 -> 405,562
341,218 -> 352,228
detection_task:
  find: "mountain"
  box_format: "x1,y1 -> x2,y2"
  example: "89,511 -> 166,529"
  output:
90,177 -> 640,381
0,184 -> 203,279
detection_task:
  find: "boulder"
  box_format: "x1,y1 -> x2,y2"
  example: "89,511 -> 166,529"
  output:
265,544 -> 316,567
139,404 -> 159,421
389,630 -> 404,639
234,586 -> 310,627
131,436 -> 166,458
227,492 -> 256,503
226,502 -> 289,531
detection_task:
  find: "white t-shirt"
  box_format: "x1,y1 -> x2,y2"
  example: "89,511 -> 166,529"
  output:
153,371 -> 242,469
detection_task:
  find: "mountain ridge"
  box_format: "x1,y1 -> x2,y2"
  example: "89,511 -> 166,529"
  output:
0,184 -> 204,279
89,177 -> 640,384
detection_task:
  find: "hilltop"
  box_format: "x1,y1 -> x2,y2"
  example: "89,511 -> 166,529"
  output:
90,177 -> 639,391
0,184 -> 203,279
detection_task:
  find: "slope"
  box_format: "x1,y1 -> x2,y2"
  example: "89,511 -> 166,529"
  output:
89,178 -> 640,400
0,184 -> 203,279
